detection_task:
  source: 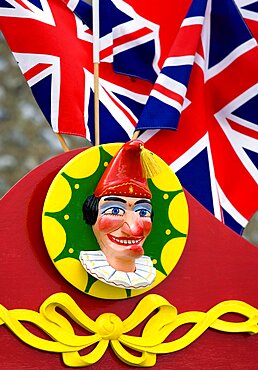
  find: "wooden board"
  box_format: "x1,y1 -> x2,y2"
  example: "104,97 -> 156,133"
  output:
0,148 -> 258,369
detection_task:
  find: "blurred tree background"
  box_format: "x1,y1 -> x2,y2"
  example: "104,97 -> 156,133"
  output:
0,32 -> 88,194
0,33 -> 257,245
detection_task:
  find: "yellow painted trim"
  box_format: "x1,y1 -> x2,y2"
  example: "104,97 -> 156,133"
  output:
1,293 -> 257,367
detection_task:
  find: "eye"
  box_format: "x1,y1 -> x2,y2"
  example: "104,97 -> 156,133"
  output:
102,207 -> 125,216
135,208 -> 152,217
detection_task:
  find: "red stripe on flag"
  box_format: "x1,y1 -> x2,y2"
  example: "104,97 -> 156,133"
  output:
146,65 -> 207,163
228,119 -> 258,140
209,114 -> 257,219
24,63 -> 52,82
113,27 -> 152,48
100,45 -> 113,61
16,0 -> 31,11
244,18 -> 258,43
103,87 -> 137,128
205,48 -> 258,113
168,24 -> 202,57
154,83 -> 185,105
100,27 -> 152,60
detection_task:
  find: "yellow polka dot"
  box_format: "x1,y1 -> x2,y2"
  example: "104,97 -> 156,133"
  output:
165,229 -> 171,235
42,175 -> 72,213
168,192 -> 189,234
64,214 -> 69,220
64,147 -> 99,179
151,154 -> 182,192
55,258 -> 88,292
42,217 -> 66,260
104,161 -> 109,167
74,184 -> 80,189
103,143 -> 123,157
68,248 -> 74,254
163,193 -> 169,200
152,259 -> 157,265
161,237 -> 187,274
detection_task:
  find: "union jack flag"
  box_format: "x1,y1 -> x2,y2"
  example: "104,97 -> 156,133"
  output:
137,0 -> 258,234
236,0 -> 258,41
1,0 -> 257,236
98,0 -> 160,83
136,0 -> 207,130
0,0 -> 152,141
63,0 -> 161,83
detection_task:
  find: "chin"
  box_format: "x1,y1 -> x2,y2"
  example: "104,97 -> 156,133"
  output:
126,245 -> 144,257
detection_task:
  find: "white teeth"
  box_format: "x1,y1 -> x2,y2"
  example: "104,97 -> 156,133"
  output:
112,237 -> 140,245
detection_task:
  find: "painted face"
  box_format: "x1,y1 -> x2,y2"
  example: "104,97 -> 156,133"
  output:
92,195 -> 153,272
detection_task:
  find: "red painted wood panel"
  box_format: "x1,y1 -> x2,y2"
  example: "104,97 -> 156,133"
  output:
0,148 -> 258,369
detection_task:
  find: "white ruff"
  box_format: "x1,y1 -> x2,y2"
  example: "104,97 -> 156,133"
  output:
80,250 -> 156,289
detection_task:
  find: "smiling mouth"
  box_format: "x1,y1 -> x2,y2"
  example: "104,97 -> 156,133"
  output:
108,235 -> 144,246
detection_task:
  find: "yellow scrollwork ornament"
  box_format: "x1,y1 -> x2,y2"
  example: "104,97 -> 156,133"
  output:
0,293 -> 258,367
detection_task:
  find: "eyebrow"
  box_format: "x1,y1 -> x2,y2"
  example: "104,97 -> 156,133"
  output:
103,197 -> 127,203
134,199 -> 152,206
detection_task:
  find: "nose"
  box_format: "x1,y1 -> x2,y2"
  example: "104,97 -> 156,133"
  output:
120,212 -> 143,236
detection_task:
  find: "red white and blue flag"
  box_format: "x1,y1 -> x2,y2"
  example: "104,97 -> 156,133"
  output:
97,0 -> 160,83
236,0 -> 258,42
137,0 -> 258,234
135,0 -> 207,130
0,0 -> 152,142
0,0 -> 257,236
63,0 -> 161,83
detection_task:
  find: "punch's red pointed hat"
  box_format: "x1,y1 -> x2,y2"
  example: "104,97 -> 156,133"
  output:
94,140 -> 152,199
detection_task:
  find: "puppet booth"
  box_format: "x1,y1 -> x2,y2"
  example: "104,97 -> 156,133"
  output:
0,0 -> 258,369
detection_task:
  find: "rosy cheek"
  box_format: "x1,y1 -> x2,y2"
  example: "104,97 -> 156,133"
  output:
142,218 -> 152,236
97,216 -> 123,233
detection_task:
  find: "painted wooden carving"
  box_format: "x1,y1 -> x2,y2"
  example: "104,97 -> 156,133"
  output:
81,140 -> 156,289
41,141 -> 189,298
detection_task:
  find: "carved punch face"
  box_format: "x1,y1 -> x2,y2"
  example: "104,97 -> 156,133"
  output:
92,195 -> 153,271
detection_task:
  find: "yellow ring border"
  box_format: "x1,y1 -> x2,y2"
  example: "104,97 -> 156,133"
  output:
42,143 -> 189,299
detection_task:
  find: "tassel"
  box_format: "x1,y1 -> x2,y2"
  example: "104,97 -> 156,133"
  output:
140,146 -> 162,178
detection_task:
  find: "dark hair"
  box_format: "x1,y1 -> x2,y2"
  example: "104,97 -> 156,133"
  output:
82,194 -> 100,225
82,194 -> 154,225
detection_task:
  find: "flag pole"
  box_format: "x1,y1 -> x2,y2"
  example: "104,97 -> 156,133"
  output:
93,0 -> 100,146
55,133 -> 69,152
132,130 -> 140,140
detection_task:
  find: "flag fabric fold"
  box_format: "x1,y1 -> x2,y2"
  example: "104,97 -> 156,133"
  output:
0,0 -> 257,237
62,0 -> 92,29
97,0 -> 161,83
137,0 -> 258,235
0,0 -> 152,141
235,0 -> 258,42
65,0 -> 162,83
135,0 -> 207,131
0,0 -> 93,137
